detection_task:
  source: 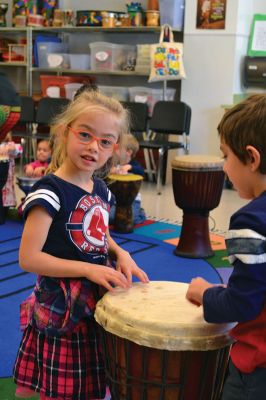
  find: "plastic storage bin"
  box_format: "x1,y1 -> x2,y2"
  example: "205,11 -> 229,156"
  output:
129,86 -> 176,115
47,53 -> 70,69
159,0 -> 185,30
37,42 -> 68,68
40,75 -> 93,98
64,83 -> 83,100
69,54 -> 90,70
89,42 -> 136,71
98,85 -> 129,101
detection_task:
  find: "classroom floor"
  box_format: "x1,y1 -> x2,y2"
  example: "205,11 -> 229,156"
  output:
140,181 -> 248,233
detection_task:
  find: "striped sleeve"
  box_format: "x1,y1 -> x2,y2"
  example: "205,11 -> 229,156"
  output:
226,228 -> 266,264
22,186 -> 61,218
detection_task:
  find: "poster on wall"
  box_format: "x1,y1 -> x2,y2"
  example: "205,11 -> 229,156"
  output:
248,14 -> 266,57
196,0 -> 226,30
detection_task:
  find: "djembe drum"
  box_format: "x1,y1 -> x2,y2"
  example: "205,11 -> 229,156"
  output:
0,157 -> 9,224
95,281 -> 235,400
172,155 -> 225,258
16,176 -> 40,196
108,173 -> 143,233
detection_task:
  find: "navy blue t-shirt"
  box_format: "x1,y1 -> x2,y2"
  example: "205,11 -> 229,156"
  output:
22,174 -> 115,266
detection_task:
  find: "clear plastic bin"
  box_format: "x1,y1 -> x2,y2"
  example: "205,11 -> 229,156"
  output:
69,54 -> 90,70
37,42 -> 68,68
89,42 -> 136,71
98,85 -> 129,101
129,86 -> 176,115
64,83 -> 83,100
47,53 -> 70,69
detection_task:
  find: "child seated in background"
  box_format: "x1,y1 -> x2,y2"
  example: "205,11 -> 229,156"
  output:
109,133 -> 146,225
25,139 -> 51,177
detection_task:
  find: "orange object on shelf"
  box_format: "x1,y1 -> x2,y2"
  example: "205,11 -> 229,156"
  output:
146,10 -> 160,26
40,75 -> 95,98
147,0 -> 159,10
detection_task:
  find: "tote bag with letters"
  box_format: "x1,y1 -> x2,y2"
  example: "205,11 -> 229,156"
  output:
149,24 -> 186,83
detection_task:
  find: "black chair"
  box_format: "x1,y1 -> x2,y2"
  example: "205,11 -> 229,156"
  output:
138,101 -> 191,194
121,102 -> 156,181
35,97 -> 70,127
12,96 -> 36,167
31,97 -> 70,155
121,101 -> 149,140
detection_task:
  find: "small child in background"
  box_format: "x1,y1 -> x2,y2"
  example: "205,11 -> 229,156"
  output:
110,133 -> 146,225
24,139 -> 51,177
0,132 -> 22,213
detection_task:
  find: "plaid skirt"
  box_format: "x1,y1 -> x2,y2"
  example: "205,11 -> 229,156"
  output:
13,319 -> 106,399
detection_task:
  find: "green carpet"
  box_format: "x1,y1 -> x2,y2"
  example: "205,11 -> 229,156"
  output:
0,377 -> 39,400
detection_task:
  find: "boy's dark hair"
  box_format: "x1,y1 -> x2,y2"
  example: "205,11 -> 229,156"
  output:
218,94 -> 266,173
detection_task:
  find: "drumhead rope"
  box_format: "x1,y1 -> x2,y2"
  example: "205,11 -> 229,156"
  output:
95,281 -> 235,351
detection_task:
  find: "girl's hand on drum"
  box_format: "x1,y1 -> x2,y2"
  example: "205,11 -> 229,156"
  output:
85,264 -> 130,292
186,277 -> 214,306
116,249 -> 149,285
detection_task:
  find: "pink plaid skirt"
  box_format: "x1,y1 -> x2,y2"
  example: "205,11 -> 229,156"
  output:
13,319 -> 106,399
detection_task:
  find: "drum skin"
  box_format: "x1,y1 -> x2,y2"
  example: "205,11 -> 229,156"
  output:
95,281 -> 235,400
108,173 -> 143,233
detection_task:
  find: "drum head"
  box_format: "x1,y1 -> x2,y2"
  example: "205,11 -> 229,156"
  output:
95,281 -> 235,351
172,154 -> 224,171
108,173 -> 143,182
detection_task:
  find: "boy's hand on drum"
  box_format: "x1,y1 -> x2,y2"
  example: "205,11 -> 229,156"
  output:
186,277 -> 214,306
116,249 -> 149,285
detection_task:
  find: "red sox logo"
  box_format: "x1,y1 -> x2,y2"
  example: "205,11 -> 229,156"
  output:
66,194 -> 109,254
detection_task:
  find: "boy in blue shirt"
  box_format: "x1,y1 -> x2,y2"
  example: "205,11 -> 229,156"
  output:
186,94 -> 266,400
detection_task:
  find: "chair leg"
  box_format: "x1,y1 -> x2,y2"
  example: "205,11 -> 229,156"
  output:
157,148 -> 165,194
143,148 -> 154,182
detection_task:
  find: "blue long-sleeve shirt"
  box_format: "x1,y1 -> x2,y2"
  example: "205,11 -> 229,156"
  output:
203,191 -> 266,372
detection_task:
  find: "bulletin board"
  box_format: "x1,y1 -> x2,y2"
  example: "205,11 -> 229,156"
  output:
248,14 -> 266,57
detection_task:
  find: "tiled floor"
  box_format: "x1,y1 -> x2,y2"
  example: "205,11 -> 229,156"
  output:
140,181 -> 248,233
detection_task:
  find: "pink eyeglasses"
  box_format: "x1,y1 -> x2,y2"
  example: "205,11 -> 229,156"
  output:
68,126 -> 118,151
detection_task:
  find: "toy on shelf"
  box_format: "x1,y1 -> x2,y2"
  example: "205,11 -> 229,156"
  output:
126,2 -> 143,26
0,3 -> 8,27
8,43 -> 27,62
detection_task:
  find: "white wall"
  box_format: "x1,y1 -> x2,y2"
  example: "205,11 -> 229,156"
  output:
181,0 -> 265,156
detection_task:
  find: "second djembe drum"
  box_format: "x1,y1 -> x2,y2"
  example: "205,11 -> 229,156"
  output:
172,155 -> 225,258
95,281 -> 235,400
108,173 -> 143,233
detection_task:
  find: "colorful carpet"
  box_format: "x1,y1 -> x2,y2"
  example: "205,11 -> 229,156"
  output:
0,218 -> 232,399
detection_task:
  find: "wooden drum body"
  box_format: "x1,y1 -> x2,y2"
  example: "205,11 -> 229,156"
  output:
172,155 -> 225,258
95,281 -> 235,400
108,173 -> 143,233
0,158 -> 9,224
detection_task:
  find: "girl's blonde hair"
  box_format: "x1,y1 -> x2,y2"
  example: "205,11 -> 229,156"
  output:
46,90 -> 129,177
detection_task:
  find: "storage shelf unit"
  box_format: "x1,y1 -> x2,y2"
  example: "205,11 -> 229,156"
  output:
0,26 -> 183,97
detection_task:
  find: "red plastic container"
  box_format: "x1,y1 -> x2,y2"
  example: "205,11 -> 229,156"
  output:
40,75 -> 94,97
